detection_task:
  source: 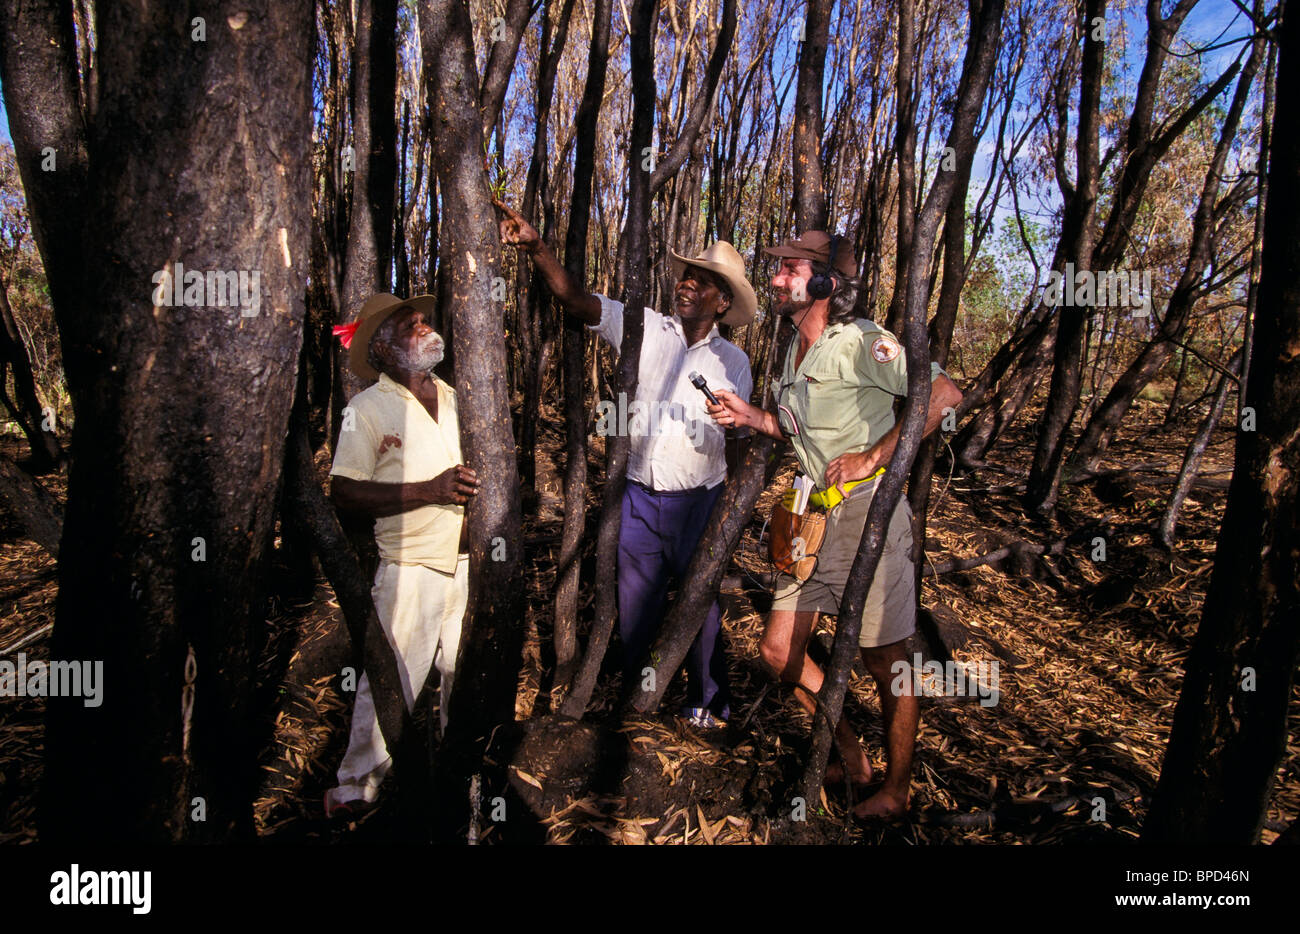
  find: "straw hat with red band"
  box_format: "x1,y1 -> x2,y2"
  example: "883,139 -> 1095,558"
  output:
762,231 -> 857,277
333,292 -> 439,381
668,241 -> 757,327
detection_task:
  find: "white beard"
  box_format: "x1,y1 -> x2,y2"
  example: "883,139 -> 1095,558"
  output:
393,333 -> 444,372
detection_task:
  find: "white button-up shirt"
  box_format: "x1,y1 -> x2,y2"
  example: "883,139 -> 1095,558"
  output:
589,294 -> 753,491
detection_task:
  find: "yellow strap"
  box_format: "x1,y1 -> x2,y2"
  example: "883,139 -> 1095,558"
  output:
808,467 -> 885,510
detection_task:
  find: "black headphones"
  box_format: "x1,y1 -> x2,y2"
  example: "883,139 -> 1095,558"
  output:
806,233 -> 842,301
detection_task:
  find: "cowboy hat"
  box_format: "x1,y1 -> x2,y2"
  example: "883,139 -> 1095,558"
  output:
669,241 -> 757,327
345,293 -> 439,381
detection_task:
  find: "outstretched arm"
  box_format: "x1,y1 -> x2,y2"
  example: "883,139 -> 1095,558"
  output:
494,198 -> 601,325
707,389 -> 784,441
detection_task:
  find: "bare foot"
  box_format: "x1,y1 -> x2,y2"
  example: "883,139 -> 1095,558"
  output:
824,758 -> 874,787
851,786 -> 909,821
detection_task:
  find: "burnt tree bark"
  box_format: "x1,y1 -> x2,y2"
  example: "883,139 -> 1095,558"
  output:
337,0 -> 398,401
13,1 -> 316,842
553,0 -> 614,701
419,0 -> 526,793
559,0 -> 658,719
1071,28 -> 1265,473
791,0 -> 831,233
478,0 -> 536,143
802,0 -> 1005,803
0,0 -> 90,405
884,0 -> 917,336
516,0 -> 577,496
1143,0 -> 1300,841
1023,0 -> 1105,515
561,0 -> 736,718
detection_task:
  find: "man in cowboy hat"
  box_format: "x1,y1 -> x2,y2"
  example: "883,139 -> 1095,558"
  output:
324,293 -> 480,818
705,232 -> 963,819
496,200 -> 754,728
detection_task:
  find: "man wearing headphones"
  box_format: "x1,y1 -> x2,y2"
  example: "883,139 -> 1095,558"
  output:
706,232 -> 962,819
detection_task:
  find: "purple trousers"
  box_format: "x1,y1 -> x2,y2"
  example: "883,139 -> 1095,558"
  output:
618,481 -> 731,718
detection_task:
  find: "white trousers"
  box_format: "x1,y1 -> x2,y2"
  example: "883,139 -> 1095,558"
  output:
327,556 -> 469,807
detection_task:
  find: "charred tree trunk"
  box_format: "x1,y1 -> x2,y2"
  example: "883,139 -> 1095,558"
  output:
907,45 -> 981,601
553,0 -> 613,701
517,0 -> 577,497
559,0 -> 658,719
1071,32 -> 1264,473
885,0 -> 917,336
338,0 -> 398,401
478,0 -> 535,143
1024,0 -> 1105,515
1143,2 -> 1299,840
562,0 -> 735,718
0,0 -> 90,406
802,0 -> 1005,803
791,0 -> 831,233
419,0 -> 526,801
25,0 -> 315,842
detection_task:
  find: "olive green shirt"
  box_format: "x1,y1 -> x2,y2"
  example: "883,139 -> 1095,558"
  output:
776,318 -> 944,492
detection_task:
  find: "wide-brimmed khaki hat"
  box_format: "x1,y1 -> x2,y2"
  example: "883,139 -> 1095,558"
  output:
763,231 -> 857,277
347,292 -> 439,381
669,241 -> 757,327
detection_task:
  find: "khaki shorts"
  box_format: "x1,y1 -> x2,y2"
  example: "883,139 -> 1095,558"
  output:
771,479 -> 917,647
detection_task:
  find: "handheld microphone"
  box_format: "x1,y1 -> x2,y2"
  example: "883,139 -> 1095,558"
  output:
688,371 -> 720,406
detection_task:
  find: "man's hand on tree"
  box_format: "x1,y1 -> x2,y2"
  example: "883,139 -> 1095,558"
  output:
426,465 -> 480,505
493,198 -> 541,254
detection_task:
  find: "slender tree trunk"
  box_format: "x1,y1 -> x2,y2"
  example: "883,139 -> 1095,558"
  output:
517,0 -> 577,496
908,66 -> 979,598
338,0 -> 398,400
478,0 -> 535,143
1143,2 -> 1299,840
1071,33 -> 1264,472
792,0 -> 831,233
885,0 -> 917,336
559,0 -> 658,719
553,0 -> 614,702
419,0 -> 526,801
1025,0 -> 1105,515
0,0 -> 90,404
1159,350 -> 1241,547
802,0 -> 1005,803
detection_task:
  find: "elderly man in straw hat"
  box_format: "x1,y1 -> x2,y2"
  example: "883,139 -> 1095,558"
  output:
323,293 -> 480,818
496,200 -> 754,729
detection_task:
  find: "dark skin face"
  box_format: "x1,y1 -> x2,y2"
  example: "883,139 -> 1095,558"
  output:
372,306 -> 444,420
336,304 -> 477,550
673,265 -> 732,345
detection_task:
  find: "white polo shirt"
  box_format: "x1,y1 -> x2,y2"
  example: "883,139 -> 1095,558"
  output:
589,294 -> 753,492
330,373 -> 464,573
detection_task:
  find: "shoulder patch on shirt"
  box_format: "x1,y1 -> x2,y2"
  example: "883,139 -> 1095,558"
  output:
871,335 -> 901,363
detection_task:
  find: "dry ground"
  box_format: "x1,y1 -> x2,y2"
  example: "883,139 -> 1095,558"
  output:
1,395 -> 1296,844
